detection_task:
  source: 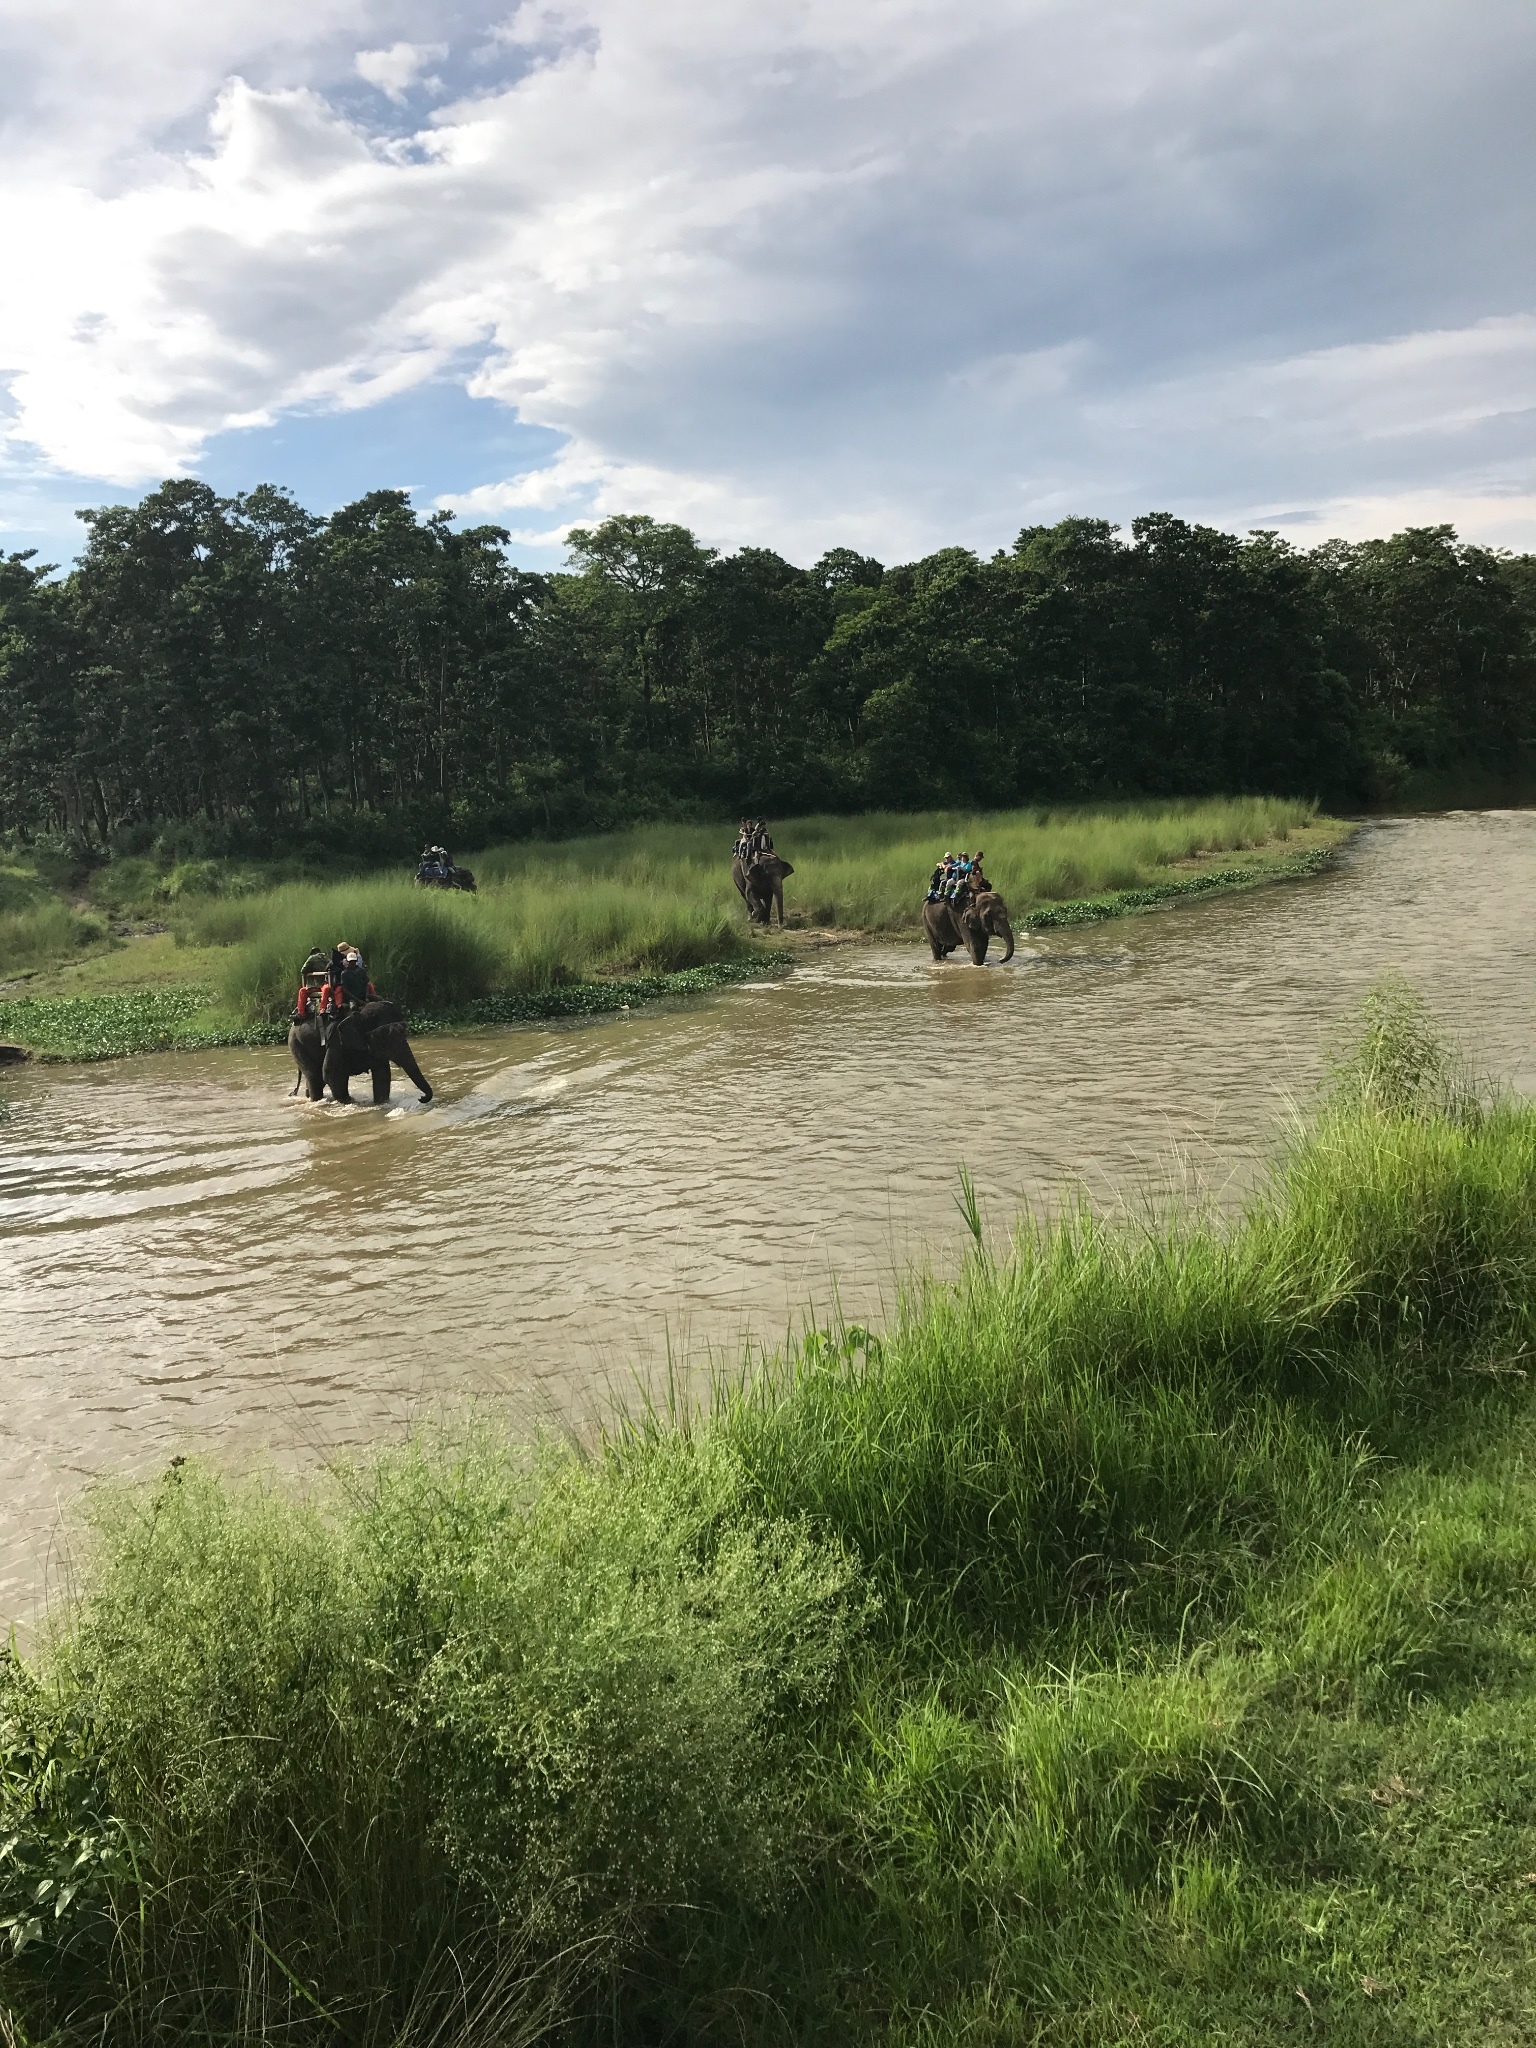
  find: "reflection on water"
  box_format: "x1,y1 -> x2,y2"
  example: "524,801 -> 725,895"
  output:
4,812 -> 1536,1617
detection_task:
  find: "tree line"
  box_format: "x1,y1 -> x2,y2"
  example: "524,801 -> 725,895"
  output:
3,477 -> 1534,856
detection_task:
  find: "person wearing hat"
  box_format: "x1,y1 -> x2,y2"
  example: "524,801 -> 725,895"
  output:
328,942 -> 372,1007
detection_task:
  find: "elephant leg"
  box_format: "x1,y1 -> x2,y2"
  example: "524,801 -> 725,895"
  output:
371,1060 -> 393,1105
322,1049 -> 354,1104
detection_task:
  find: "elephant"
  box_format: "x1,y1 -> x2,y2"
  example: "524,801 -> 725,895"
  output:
288,998 -> 434,1105
416,864 -> 476,892
922,887 -> 1014,964
736,853 -> 794,925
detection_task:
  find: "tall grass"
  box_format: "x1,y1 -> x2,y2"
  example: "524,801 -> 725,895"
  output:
0,901 -> 106,977
10,985 -> 1526,2046
207,878 -> 749,1021
198,797 -> 1314,1018
0,864 -> 106,977
474,795 -> 1316,930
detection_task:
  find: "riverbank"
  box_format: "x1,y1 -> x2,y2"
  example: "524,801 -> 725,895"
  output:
5,986 -> 1536,2044
0,803 -> 1347,1060
0,957 -> 788,1063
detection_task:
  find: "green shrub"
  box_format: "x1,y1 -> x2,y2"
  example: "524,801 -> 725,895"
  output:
218,883 -> 506,1018
0,900 -> 106,976
214,875 -> 749,1018
5,1439 -> 864,2041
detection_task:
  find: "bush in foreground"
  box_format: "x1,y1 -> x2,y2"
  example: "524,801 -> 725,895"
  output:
7,986 -> 1536,2044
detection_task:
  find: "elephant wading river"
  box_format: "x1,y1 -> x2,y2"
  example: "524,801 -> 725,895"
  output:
923,887 -> 1015,964
289,999 -> 434,1105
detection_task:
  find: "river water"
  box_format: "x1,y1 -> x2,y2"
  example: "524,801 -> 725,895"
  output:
3,811 -> 1534,1618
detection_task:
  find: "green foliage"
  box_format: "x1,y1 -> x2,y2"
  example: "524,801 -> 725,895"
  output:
0,898 -> 105,975
212,872 -> 751,1022
216,882 -> 506,1018
5,1441 -> 864,2041
0,960 -> 780,1060
5,492 -> 1534,855
0,1653 -> 132,1964
14,987 -> 1536,2042
0,987 -> 229,1059
476,795 -> 1318,931
0,855 -> 106,974
1325,967 -> 1472,1117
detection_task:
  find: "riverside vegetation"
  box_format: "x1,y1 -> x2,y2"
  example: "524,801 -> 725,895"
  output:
0,797 -> 1337,1059
7,983 -> 1536,2043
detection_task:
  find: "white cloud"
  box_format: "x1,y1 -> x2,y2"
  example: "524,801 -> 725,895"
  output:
0,0 -> 1534,554
355,41 -> 447,101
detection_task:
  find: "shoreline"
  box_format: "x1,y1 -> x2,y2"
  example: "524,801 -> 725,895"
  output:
0,824 -> 1352,1064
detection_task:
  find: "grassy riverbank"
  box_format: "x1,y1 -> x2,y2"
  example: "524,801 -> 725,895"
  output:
7,985 -> 1536,2044
0,960 -> 782,1062
0,799 -> 1342,1059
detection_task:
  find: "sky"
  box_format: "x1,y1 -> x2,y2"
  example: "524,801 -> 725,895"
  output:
1,0 -> 1534,571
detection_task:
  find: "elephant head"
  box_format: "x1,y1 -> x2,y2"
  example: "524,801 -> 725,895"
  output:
972,889 -> 1014,962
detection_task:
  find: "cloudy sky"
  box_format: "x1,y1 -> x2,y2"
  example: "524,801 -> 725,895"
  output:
1,0 -> 1533,568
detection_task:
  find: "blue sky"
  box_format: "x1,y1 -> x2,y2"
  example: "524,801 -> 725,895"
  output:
1,0 -> 1533,572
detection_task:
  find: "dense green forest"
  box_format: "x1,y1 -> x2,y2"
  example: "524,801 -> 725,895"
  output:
3,479 -> 1534,856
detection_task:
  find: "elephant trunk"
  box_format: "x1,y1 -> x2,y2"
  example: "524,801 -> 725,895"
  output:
996,914 -> 1014,963
397,1045 -> 434,1103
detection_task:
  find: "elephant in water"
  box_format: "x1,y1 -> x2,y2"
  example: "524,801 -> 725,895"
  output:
923,887 -> 1014,964
734,852 -> 794,925
289,998 -> 434,1105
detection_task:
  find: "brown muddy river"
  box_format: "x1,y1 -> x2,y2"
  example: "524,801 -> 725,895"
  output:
4,811 -> 1535,1619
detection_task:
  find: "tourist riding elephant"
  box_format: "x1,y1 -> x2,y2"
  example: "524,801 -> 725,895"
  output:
923,887 -> 1014,964
739,853 -> 794,926
288,998 -> 434,1105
